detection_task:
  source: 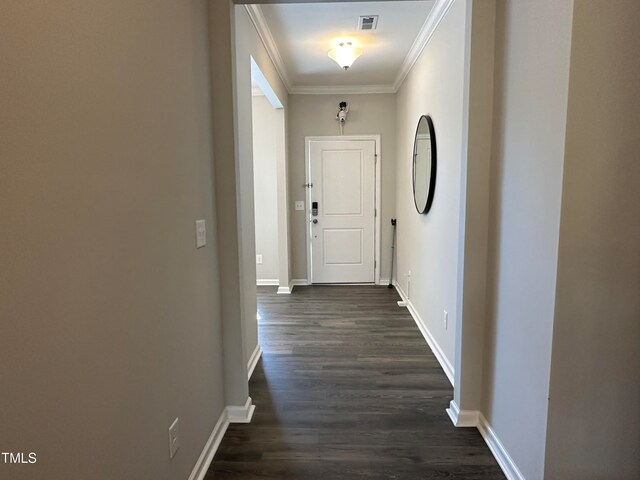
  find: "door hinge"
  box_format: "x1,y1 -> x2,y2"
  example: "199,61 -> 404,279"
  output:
374,260 -> 377,268
374,208 -> 377,217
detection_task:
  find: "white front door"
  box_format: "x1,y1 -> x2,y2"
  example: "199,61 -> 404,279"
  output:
308,139 -> 376,283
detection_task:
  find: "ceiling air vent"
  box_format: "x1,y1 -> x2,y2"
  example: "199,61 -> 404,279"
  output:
358,15 -> 379,31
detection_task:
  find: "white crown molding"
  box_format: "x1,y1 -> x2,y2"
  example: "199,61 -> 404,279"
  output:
393,0 -> 456,91
244,7 -> 395,96
245,0 -> 453,95
289,84 -> 397,95
244,5 -> 293,92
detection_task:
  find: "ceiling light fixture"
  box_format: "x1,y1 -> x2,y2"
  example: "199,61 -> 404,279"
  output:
328,41 -> 363,70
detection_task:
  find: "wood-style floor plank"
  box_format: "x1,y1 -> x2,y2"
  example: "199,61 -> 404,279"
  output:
208,285 -> 504,479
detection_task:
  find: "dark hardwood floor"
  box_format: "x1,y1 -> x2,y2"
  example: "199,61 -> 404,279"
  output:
208,285 -> 505,479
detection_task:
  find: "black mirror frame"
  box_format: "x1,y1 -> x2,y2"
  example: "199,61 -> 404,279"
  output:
412,114 -> 437,214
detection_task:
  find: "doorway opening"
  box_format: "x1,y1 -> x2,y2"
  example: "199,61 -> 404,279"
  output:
249,58 -> 290,295
304,135 -> 382,285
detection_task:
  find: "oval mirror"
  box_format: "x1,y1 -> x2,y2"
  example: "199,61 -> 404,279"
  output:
412,115 -> 437,214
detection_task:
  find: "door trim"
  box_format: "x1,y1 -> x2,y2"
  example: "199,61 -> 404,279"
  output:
304,135 -> 382,285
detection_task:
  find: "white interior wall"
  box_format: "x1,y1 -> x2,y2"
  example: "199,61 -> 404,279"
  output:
394,0 -> 468,379
481,1 -> 574,478
252,94 -> 280,281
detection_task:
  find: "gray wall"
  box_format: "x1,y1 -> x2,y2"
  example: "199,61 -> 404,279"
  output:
394,0 -> 468,376
234,4 -> 290,363
288,93 -> 397,281
545,1 -> 640,478
252,95 -> 280,281
482,0 -> 574,478
453,0 -> 496,413
0,1 -> 225,478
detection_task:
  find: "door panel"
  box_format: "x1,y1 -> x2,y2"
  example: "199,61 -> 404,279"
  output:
323,229 -> 363,265
309,140 -> 375,283
322,151 -> 363,216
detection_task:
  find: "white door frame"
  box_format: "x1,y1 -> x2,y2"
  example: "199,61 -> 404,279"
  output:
304,135 -> 382,285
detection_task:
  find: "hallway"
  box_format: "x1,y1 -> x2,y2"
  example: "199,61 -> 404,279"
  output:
209,286 -> 504,479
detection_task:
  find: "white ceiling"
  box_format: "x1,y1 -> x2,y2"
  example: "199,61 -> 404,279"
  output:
255,1 -> 436,92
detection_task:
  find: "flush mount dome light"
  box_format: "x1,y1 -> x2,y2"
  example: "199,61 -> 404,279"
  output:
328,41 -> 363,70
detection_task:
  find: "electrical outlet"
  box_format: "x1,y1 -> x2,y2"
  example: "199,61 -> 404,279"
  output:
295,200 -> 305,211
168,418 -> 180,459
443,310 -> 449,330
195,220 -> 206,248
256,254 -> 263,265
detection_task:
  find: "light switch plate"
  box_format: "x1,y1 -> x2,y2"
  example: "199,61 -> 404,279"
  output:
195,220 -> 206,248
256,254 -> 263,265
295,201 -> 305,211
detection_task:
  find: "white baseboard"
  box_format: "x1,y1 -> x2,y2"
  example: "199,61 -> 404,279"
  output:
247,344 -> 262,380
379,277 -> 391,286
278,279 -> 308,294
477,414 -> 525,480
444,401 -> 525,480
446,400 -> 480,427
226,397 -> 255,423
187,409 -> 229,480
257,279 -> 279,286
188,396 -> 258,480
394,282 -> 455,386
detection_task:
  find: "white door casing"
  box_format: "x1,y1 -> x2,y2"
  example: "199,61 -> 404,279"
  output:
306,138 -> 378,283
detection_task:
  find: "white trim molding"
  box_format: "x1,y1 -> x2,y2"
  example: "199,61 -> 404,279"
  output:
188,396 -> 259,480
247,344 -> 262,380
289,84 -> 397,95
244,5 -> 293,91
257,279 -> 279,286
393,0 -> 456,91
477,414 -> 526,480
446,400 -> 479,427
187,409 -> 229,480
226,397 -> 256,424
278,278 -> 308,294
394,282 -> 455,386
444,402 -> 525,480
305,135 -> 382,286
